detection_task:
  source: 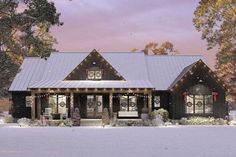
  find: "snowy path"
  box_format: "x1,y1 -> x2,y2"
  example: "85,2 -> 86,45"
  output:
0,126 -> 236,157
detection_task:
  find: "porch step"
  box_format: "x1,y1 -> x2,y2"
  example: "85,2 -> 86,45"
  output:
80,119 -> 102,126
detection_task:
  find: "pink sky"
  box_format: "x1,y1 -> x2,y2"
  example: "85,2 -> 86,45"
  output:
51,0 -> 217,69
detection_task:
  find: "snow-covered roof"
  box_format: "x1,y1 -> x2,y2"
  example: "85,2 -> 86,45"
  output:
9,58 -> 47,91
9,51 -> 206,91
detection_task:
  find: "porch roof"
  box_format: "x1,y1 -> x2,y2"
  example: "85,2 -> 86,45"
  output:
29,80 -> 154,89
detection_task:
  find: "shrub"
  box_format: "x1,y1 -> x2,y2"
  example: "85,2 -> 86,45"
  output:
179,117 -> 227,125
150,108 -> 169,122
17,118 -> 31,127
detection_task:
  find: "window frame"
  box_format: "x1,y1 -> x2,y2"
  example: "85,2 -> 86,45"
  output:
87,69 -> 102,80
119,95 -> 138,112
185,94 -> 213,115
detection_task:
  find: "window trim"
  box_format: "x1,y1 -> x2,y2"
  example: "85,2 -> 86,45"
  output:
87,69 -> 103,80
185,94 -> 213,115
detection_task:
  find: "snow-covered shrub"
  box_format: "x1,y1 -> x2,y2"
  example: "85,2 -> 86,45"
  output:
213,118 -> 227,125
17,118 -> 31,127
187,117 -> 214,125
179,117 -> 188,125
229,120 -> 236,125
151,114 -> 164,126
63,119 -> 73,127
164,121 -> 173,126
3,115 -> 13,123
0,118 -> 4,124
179,117 -> 227,125
150,108 -> 169,122
30,120 -> 42,126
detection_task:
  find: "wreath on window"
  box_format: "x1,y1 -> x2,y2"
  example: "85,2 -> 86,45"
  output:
95,71 -> 102,79
196,101 -> 203,107
186,102 -> 193,107
87,101 -> 93,108
130,102 -> 136,107
59,101 -> 66,107
154,99 -> 160,105
97,101 -> 102,106
121,102 -> 127,107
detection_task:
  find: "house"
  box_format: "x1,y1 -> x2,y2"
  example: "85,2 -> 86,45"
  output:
9,49 -> 228,120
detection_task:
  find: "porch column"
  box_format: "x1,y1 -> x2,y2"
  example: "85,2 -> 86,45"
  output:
109,93 -> 113,117
70,93 -> 74,115
31,92 -> 36,120
37,95 -> 41,119
148,93 -> 152,114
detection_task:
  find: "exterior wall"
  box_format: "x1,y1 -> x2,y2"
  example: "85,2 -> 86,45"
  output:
11,92 -> 31,118
152,91 -> 170,111
169,67 -> 227,119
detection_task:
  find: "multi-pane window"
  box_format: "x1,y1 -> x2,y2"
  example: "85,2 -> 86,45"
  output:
48,95 -> 67,114
87,70 -> 102,80
119,95 -> 137,112
185,95 -> 213,115
154,96 -> 161,108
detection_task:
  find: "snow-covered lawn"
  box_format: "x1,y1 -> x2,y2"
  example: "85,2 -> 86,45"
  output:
0,125 -> 236,157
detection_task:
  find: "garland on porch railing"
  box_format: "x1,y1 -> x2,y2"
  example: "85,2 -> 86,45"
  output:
30,93 -> 151,99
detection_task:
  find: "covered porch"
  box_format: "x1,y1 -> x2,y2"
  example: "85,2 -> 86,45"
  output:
30,88 -> 153,120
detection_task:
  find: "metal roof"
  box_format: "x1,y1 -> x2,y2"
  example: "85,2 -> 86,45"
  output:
145,55 -> 205,90
9,51 -> 206,91
9,58 -> 47,91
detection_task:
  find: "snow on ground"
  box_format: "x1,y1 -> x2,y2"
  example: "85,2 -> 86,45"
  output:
0,125 -> 236,157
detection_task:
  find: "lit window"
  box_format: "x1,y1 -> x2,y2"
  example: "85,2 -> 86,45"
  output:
119,95 -> 137,112
185,95 -> 213,115
154,96 -> 161,108
87,70 -> 102,80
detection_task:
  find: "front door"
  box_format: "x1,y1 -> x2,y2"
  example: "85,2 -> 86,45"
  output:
86,95 -> 103,118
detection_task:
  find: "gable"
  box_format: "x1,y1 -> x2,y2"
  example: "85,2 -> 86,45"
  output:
64,49 -> 125,81
168,59 -> 227,92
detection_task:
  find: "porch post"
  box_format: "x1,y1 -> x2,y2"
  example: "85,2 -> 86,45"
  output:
148,93 -> 152,114
70,93 -> 74,115
37,95 -> 41,119
31,92 -> 36,120
109,93 -> 113,117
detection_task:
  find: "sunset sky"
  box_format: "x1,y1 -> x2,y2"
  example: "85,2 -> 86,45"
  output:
51,0 -> 217,69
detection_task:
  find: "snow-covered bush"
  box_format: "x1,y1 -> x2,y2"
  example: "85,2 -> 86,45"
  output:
151,114 -> 164,126
150,108 -> 169,122
179,117 -> 188,125
213,118 -> 227,125
17,118 -> 31,127
0,112 -> 14,123
63,119 -> 73,127
229,120 -> 236,125
179,117 -> 227,125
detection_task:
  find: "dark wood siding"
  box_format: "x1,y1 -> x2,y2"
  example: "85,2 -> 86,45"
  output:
170,65 -> 227,119
11,92 -> 31,118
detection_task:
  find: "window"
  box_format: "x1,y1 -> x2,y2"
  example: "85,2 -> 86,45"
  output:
119,95 -> 137,112
205,95 -> 213,114
48,95 -> 67,114
25,96 -> 32,107
154,96 -> 161,108
186,95 -> 194,114
87,70 -> 102,80
185,95 -> 213,115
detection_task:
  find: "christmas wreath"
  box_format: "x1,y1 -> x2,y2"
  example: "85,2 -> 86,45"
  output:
59,101 -> 66,107
196,101 -> 203,107
130,102 -> 136,107
97,101 -> 102,106
87,101 -> 93,108
186,102 -> 193,107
